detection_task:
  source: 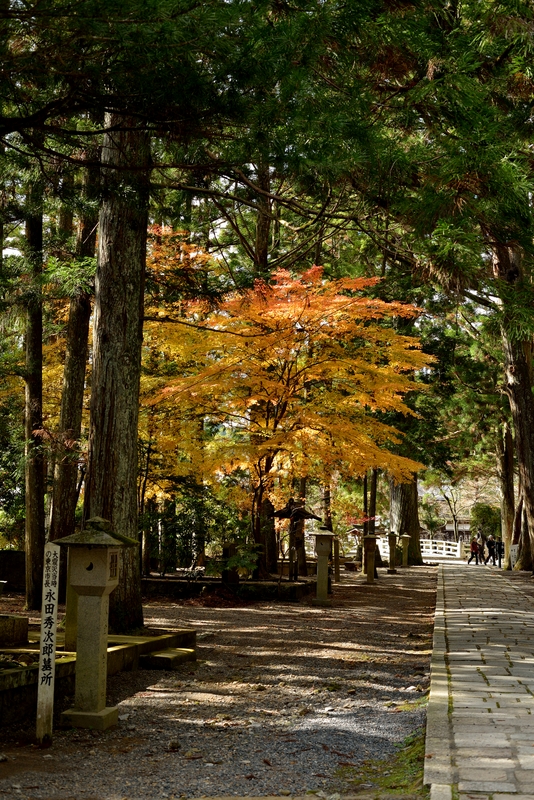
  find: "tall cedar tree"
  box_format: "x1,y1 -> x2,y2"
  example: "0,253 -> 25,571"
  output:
84,115 -> 150,632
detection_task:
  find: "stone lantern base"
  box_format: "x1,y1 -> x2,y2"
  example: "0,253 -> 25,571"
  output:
312,597 -> 332,608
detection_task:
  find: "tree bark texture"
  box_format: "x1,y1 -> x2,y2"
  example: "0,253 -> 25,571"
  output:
491,243 -> 534,571
24,182 -> 46,609
501,332 -> 534,569
49,153 -> 99,543
84,115 -> 150,632
496,421 -> 515,562
389,474 -> 422,565
517,504 -> 533,571
251,451 -> 275,578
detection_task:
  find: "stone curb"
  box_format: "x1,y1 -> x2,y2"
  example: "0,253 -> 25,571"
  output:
424,564 -> 453,798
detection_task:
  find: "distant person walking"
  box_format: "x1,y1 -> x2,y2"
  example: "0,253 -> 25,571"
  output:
485,535 -> 496,565
477,535 -> 485,563
468,538 -> 479,565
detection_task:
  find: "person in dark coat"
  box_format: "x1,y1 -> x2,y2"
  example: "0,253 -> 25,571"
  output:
485,535 -> 496,565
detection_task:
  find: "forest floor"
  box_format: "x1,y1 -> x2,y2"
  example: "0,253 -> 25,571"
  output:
0,566 -> 437,800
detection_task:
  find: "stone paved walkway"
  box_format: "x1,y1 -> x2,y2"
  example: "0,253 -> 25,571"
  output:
425,563 -> 534,800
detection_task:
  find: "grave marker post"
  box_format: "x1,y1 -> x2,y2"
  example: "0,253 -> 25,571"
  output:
36,541 -> 61,746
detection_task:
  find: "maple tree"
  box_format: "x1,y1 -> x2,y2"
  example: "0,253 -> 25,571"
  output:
144,249 -> 431,574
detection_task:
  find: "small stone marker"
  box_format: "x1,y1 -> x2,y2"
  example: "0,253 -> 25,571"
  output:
313,532 -> 334,607
400,533 -> 411,567
36,541 -> 61,746
57,518 -> 137,731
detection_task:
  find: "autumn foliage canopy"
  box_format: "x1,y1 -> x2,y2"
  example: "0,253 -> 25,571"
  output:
142,233 -> 431,512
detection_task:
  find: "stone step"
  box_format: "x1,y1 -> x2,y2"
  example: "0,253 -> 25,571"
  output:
139,647 -> 196,670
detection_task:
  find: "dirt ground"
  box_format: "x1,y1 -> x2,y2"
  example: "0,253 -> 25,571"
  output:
0,567 -> 437,798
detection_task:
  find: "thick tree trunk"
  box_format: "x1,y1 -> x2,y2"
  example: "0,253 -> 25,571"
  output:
517,504 -> 532,571
389,474 -> 422,565
501,332 -> 534,570
491,243 -> 534,572
496,421 -> 514,562
24,182 -> 46,609
84,114 -> 151,632
49,154 -> 98,543
251,451 -> 276,578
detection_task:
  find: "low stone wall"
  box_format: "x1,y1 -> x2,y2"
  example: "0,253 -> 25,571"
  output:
0,629 -> 196,728
0,655 -> 76,728
142,577 -> 316,601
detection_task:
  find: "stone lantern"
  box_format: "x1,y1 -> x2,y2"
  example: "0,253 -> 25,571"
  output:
400,533 -> 411,567
313,532 -> 334,606
57,517 -> 137,730
363,533 -> 377,584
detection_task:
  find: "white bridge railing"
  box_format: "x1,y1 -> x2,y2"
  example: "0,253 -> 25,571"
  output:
375,537 -> 466,560
417,538 -> 465,559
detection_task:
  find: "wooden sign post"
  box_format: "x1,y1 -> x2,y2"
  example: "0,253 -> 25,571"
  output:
36,541 -> 60,746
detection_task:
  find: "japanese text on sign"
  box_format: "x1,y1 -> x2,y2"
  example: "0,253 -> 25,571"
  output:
36,542 -> 60,742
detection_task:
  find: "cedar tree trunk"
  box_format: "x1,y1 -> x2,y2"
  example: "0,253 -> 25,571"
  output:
492,244 -> 534,572
389,474 -> 422,565
24,182 -> 46,609
49,152 -> 98,542
496,421 -> 514,563
84,114 -> 151,632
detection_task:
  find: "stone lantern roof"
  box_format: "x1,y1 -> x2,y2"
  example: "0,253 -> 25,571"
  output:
55,517 -> 138,548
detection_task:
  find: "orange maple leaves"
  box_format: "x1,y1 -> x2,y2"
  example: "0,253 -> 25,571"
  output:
143,245 -> 433,492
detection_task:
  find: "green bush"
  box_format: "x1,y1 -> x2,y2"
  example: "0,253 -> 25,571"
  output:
470,503 -> 501,539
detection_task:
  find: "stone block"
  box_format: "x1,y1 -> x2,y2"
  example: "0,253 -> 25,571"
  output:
458,782 -> 517,793
139,648 -> 196,670
0,614 -> 28,646
61,706 -> 118,730
459,757 -> 514,769
458,768 -> 509,783
459,795 -> 490,800
494,796 -> 534,800
430,785 -> 452,800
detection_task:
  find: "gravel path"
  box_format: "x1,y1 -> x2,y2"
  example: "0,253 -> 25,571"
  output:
0,568 -> 436,799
